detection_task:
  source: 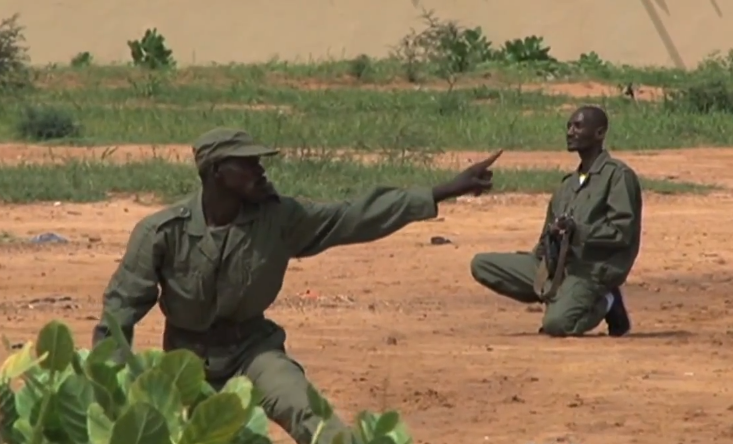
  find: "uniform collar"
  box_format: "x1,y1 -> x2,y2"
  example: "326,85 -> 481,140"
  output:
182,189 -> 267,236
582,149 -> 610,175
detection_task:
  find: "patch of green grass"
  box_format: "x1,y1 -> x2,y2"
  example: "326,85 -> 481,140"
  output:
4,84 -> 733,150
6,49 -> 733,151
0,157 -> 713,204
24,58 -> 700,89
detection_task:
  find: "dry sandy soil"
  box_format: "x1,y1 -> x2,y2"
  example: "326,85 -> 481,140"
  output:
1,144 -> 733,444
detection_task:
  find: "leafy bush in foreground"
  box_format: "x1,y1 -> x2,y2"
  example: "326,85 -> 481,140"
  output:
0,313 -> 412,444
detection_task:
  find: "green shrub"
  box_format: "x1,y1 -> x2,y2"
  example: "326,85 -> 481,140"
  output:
499,36 -> 555,63
0,313 -> 413,444
349,54 -> 375,81
70,52 -> 93,68
664,77 -> 733,114
393,9 -> 496,80
127,28 -> 175,70
16,106 -> 81,141
392,10 -> 562,82
0,14 -> 32,91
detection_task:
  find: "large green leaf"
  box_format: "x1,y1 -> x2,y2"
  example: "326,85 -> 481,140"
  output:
116,367 -> 133,395
101,311 -> 144,378
306,384 -> 334,420
76,349 -> 91,362
189,380 -> 218,415
353,410 -> 413,444
373,412 -> 400,437
0,342 -> 48,380
135,349 -> 164,370
15,377 -> 43,420
179,393 -> 249,444
158,350 -> 205,406
109,403 -> 170,444
128,369 -> 183,438
244,406 -> 269,436
0,382 -> 18,441
71,351 -> 86,375
85,363 -> 124,419
220,376 -> 257,410
87,403 -> 113,444
87,338 -> 118,366
12,418 -> 33,442
35,320 -> 76,372
354,411 -> 378,443
87,363 -> 125,404
235,406 -> 272,444
56,374 -> 96,443
30,393 -> 70,443
372,411 -> 412,444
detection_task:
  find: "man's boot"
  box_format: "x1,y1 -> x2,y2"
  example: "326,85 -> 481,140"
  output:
605,287 -> 631,337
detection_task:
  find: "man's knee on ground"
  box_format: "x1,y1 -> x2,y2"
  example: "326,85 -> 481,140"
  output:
470,253 -> 502,289
541,311 -> 582,337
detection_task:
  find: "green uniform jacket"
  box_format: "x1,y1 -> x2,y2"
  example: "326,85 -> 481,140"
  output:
535,150 -> 643,288
93,186 -> 437,368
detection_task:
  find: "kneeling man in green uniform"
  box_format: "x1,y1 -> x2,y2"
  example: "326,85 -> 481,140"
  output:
92,127 -> 503,444
470,106 -> 642,337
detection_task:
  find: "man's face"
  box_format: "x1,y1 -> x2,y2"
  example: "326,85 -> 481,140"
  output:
214,156 -> 275,202
566,110 -> 604,152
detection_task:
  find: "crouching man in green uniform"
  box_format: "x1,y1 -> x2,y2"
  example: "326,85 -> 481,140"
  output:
470,106 -> 642,338
92,127 -> 503,444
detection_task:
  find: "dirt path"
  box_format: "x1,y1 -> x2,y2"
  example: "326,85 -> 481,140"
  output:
1,144 -> 732,443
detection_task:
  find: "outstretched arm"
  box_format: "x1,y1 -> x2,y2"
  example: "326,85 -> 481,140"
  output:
282,150 -> 504,258
282,186 -> 438,258
92,218 -> 164,347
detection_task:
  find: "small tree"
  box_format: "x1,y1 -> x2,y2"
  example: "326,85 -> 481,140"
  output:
0,13 -> 32,90
127,28 -> 175,70
392,10 -> 496,82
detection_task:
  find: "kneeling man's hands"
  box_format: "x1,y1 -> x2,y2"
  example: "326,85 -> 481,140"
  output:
550,215 -> 576,235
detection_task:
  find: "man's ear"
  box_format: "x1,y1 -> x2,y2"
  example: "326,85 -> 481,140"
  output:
595,126 -> 607,140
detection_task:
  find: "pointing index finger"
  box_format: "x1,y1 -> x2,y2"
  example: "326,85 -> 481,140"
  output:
475,149 -> 504,169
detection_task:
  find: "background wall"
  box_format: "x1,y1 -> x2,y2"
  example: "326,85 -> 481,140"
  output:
2,0 -> 729,68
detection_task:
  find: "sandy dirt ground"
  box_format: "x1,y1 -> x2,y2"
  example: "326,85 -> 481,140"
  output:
2,143 -> 733,444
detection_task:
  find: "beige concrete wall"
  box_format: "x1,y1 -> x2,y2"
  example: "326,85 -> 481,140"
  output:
2,0 -> 729,68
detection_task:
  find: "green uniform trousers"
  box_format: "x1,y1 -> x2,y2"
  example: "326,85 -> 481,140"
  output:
242,347 -> 349,444
470,252 -> 609,336
189,323 -> 352,444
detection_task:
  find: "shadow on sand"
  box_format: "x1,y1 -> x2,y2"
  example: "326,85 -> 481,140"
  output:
501,329 -> 694,339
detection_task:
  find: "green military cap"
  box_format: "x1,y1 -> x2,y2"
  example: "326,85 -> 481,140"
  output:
192,127 -> 278,170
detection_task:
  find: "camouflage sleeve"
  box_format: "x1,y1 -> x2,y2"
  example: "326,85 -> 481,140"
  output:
281,186 -> 438,258
573,168 -> 643,248
92,217 -> 164,347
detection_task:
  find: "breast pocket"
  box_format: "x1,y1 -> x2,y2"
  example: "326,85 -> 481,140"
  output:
161,265 -> 217,331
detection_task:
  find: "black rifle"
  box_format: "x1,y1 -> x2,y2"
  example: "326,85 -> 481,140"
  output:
533,218 -> 574,300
